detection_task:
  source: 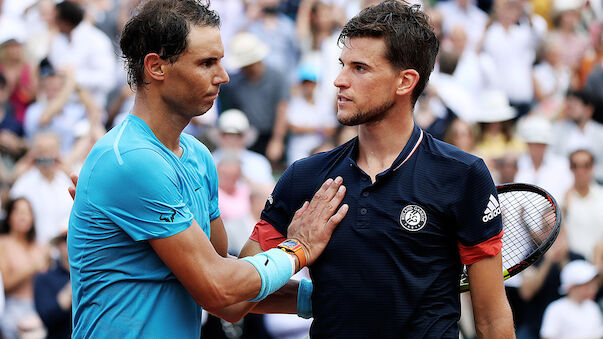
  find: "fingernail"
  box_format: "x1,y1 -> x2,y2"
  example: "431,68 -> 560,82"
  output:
335,176 -> 343,184
325,178 -> 333,185
338,185 -> 345,192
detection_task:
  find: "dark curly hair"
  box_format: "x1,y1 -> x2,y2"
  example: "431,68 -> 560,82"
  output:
120,0 -> 220,89
338,0 -> 439,105
0,198 -> 36,243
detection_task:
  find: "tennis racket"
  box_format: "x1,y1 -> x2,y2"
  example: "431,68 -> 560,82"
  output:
459,183 -> 562,293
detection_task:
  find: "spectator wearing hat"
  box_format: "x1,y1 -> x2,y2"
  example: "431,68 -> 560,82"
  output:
219,32 -> 290,164
33,227 -> 71,339
48,0 -> 116,108
285,63 -> 337,165
211,109 -> 274,186
563,149 -> 603,261
474,90 -> 525,163
540,260 -> 603,339
550,89 -> 603,183
515,115 -> 573,201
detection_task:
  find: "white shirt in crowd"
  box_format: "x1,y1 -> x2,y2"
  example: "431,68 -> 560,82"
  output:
482,21 -> 539,103
564,183 -> 603,261
540,297 -> 603,339
48,21 -> 116,107
9,168 -> 73,244
436,0 -> 488,53
515,151 -> 573,202
286,96 -> 338,165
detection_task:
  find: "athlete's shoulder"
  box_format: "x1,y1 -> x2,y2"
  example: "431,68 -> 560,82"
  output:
420,131 -> 482,167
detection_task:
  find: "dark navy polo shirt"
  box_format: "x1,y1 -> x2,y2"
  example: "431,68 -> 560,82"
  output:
259,125 -> 503,338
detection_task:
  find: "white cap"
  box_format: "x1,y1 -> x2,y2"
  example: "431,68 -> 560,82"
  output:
518,115 -> 553,144
475,90 -> 517,123
560,260 -> 599,294
228,32 -> 269,69
218,109 -> 250,134
554,0 -> 585,13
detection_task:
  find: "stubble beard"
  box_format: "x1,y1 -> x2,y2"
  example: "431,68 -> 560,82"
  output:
337,99 -> 395,126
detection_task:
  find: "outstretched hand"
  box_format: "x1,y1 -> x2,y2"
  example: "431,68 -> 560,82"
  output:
287,176 -> 348,266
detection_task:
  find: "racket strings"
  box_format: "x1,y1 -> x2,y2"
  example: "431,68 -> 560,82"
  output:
500,191 -> 557,270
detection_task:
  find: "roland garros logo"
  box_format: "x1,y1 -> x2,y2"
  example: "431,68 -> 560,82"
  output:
400,205 -> 427,232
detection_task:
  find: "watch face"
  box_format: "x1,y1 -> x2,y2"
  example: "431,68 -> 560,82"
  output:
281,240 -> 297,248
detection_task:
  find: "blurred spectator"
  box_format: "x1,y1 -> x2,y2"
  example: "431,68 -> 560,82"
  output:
211,109 -> 274,186
0,198 -> 49,339
549,0 -> 591,73
0,37 -> 36,124
286,63 -> 337,165
435,0 -> 488,53
445,25 -> 499,97
550,89 -> 603,183
0,72 -> 27,162
33,228 -> 71,339
24,58 -> 101,156
9,132 -> 72,244
443,118 -> 478,154
21,0 -> 58,64
516,232 -> 583,339
216,154 -> 253,256
474,90 -> 525,163
533,37 -> 572,118
0,271 -> 4,318
515,115 -> 573,201
245,0 -> 300,84
482,0 -> 541,117
496,152 -> 519,184
540,259 -> 603,339
48,0 -> 116,108
209,0 -> 245,67
220,32 -> 289,163
563,149 -> 603,261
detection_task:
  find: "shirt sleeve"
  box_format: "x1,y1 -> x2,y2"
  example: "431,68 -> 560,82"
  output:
86,148 -> 194,241
454,158 -> 503,264
259,162 -> 300,238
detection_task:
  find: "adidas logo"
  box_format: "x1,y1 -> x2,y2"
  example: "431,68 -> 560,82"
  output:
482,195 -> 501,222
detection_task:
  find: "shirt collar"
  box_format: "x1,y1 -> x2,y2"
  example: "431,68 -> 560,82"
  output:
345,124 -> 424,175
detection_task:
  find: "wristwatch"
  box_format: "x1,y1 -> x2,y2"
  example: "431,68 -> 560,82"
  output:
277,239 -> 307,268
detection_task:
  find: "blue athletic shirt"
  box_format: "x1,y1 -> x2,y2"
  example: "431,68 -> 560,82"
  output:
68,114 -> 220,339
253,125 -> 503,338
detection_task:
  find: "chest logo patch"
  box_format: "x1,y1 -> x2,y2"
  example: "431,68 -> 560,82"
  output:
400,205 -> 427,232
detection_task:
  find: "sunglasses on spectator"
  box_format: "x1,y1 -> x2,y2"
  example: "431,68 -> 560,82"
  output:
570,162 -> 593,170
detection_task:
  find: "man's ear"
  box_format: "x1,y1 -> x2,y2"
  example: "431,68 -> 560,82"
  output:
396,69 -> 419,97
143,53 -> 166,82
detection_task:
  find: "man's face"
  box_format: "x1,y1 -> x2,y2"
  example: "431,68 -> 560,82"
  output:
160,25 -> 229,118
565,96 -> 590,124
570,151 -> 594,187
334,37 -> 400,126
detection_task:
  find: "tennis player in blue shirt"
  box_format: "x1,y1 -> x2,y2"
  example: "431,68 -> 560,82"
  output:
241,1 -> 515,338
67,1 -> 348,337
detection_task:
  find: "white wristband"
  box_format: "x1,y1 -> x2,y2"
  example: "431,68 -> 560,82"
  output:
285,251 -> 296,276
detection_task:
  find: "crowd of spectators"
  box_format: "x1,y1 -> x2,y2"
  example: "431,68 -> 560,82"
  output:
0,0 -> 601,338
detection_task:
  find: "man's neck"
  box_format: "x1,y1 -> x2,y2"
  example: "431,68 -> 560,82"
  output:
131,92 -> 189,156
356,107 -> 414,182
574,183 -> 591,197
